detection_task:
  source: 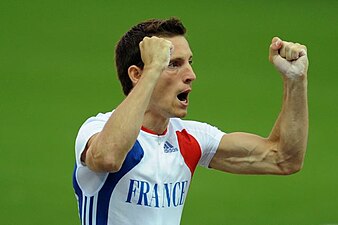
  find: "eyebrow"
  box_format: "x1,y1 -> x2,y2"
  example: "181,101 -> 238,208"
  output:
170,55 -> 193,61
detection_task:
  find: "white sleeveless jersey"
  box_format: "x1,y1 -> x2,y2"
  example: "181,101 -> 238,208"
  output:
73,111 -> 224,225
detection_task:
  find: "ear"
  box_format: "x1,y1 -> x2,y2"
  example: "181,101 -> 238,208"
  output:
128,65 -> 142,86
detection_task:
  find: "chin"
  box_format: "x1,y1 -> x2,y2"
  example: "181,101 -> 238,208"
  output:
173,110 -> 188,118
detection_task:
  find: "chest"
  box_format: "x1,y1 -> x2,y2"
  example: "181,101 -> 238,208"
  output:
135,133 -> 189,182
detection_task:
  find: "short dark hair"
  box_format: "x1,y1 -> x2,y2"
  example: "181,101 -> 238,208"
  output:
115,18 -> 186,95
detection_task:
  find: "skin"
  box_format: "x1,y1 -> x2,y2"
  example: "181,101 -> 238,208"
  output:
210,38 -> 308,175
82,35 -> 308,175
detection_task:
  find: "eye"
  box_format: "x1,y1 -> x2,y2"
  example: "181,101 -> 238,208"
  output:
168,60 -> 181,69
189,60 -> 193,65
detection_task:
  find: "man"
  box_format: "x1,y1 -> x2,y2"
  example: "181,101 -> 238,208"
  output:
73,18 -> 308,225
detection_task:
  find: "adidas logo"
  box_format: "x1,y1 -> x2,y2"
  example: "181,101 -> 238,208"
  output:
164,141 -> 178,153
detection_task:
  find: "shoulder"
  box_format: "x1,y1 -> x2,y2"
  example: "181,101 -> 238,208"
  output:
77,110 -> 114,132
82,111 -> 113,125
169,118 -> 225,145
170,118 -> 225,167
75,110 -> 114,158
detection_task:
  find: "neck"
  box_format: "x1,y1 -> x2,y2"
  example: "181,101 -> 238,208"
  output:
142,110 -> 169,135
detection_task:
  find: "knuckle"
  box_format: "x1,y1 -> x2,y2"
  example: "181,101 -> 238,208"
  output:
290,46 -> 298,53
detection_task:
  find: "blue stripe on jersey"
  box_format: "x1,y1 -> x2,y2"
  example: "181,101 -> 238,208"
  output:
72,164 -> 83,221
84,197 -> 87,225
96,140 -> 144,225
89,196 -> 94,225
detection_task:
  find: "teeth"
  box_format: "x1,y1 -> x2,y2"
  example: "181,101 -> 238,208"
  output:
177,90 -> 190,103
177,95 -> 187,103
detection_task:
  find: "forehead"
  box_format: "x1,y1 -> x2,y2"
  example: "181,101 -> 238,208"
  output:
164,36 -> 193,58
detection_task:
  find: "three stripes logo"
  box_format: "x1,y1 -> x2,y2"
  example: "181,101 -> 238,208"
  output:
163,141 -> 178,153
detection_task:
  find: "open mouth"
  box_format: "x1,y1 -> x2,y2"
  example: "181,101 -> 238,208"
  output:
177,90 -> 190,103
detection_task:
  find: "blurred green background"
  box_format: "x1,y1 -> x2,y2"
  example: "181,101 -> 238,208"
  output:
1,0 -> 337,224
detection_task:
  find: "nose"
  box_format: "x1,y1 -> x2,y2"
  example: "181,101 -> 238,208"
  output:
183,64 -> 196,84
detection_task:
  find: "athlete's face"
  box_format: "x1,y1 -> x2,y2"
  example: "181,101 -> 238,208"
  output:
148,36 -> 196,119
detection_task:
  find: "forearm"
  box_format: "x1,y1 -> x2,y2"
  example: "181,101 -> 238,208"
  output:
210,37 -> 309,175
268,76 -> 308,172
88,68 -> 160,172
85,36 -> 172,172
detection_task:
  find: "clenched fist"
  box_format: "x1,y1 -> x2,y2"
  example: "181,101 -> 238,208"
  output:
139,36 -> 173,73
269,37 -> 308,79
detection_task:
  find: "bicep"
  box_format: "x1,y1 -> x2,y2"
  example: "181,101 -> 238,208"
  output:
209,132 -> 284,175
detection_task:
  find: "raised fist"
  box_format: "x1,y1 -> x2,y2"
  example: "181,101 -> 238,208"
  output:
269,37 -> 308,79
139,36 -> 173,73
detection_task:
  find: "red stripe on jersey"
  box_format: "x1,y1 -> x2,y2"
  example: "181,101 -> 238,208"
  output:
141,126 -> 168,136
176,129 -> 202,175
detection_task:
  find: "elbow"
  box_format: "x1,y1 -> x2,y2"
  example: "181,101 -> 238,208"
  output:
98,156 -> 123,173
89,145 -> 125,173
279,163 -> 303,175
276,145 -> 307,175
278,156 -> 305,175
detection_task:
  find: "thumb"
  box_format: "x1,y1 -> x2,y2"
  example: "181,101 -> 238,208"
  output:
269,37 -> 283,63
